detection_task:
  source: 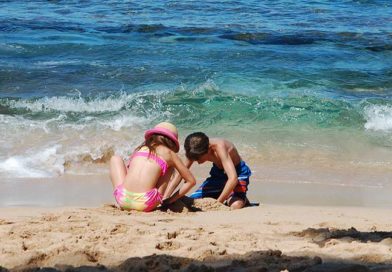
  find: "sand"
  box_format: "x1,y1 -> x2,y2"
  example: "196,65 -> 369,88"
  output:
1,197 -> 392,272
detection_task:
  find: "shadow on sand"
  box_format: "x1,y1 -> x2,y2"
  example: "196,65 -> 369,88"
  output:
3,249 -> 392,272
292,227 -> 392,247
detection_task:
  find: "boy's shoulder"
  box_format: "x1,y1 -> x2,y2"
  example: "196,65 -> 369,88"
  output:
210,137 -> 233,146
209,137 -> 226,144
210,138 -> 234,154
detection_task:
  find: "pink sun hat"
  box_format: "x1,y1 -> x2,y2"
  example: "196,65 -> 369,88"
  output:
144,122 -> 180,152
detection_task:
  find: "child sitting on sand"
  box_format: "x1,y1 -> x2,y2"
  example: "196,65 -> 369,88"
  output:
109,122 -> 196,212
163,132 -> 252,209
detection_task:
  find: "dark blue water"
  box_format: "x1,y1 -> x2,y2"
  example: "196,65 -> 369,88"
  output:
2,0 -> 391,97
1,0 -> 392,179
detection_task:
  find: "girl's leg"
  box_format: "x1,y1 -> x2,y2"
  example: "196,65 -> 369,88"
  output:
156,167 -> 174,196
109,155 -> 126,189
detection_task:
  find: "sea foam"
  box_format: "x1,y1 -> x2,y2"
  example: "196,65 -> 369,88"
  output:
364,105 -> 392,132
7,94 -> 131,113
0,145 -> 64,178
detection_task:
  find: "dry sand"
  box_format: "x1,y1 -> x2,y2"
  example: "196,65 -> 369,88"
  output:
1,198 -> 392,272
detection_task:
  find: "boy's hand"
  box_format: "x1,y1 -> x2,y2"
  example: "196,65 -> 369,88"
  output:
162,198 -> 171,207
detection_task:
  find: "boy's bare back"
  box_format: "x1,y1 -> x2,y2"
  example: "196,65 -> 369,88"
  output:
205,138 -> 242,168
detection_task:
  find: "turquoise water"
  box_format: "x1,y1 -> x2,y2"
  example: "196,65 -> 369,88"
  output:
0,1 -> 391,182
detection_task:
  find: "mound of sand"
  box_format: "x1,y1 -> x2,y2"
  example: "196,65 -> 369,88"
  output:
163,197 -> 231,213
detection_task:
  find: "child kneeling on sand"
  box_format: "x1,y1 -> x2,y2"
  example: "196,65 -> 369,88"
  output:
109,122 -> 196,212
164,132 -> 252,209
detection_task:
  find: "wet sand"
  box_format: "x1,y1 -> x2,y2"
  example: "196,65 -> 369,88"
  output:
1,173 -> 391,208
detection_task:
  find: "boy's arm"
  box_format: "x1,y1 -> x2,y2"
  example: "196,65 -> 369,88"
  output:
164,156 -> 194,203
215,146 -> 238,203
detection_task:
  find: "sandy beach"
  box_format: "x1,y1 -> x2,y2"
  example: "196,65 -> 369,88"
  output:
1,196 -> 392,271
1,167 -> 392,271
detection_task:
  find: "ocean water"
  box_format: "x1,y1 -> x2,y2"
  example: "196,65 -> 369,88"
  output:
1,1 -> 392,186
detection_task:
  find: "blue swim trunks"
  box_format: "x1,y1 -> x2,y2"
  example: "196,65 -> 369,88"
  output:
190,161 -> 251,200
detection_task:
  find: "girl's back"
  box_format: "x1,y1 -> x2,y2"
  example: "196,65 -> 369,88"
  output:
123,145 -> 171,192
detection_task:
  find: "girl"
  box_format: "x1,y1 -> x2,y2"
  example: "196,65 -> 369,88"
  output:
109,122 -> 196,212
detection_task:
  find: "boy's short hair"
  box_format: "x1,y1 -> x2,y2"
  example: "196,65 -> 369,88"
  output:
184,132 -> 209,161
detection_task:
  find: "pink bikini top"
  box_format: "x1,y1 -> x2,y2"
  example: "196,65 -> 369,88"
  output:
128,150 -> 168,177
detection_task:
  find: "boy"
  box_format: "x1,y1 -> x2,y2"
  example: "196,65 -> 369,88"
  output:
164,132 -> 251,209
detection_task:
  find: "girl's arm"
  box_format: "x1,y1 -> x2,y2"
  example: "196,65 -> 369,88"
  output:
163,171 -> 181,199
164,154 -> 195,204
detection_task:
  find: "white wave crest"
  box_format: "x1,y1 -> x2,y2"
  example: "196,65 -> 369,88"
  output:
98,114 -> 147,131
192,79 -> 219,94
35,60 -> 80,67
0,145 -> 64,178
7,94 -> 133,113
364,105 -> 392,132
0,43 -> 26,52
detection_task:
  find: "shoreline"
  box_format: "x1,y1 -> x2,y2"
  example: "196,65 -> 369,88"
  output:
1,173 -> 392,208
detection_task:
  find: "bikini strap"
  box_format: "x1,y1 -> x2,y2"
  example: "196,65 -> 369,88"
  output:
129,151 -> 168,176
